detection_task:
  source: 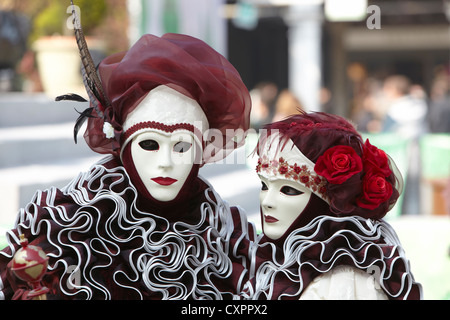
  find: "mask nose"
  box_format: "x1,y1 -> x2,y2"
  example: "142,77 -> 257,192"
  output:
157,146 -> 174,170
261,189 -> 276,211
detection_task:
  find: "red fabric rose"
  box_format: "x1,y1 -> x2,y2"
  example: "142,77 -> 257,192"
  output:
314,145 -> 363,184
362,139 -> 391,177
357,169 -> 393,210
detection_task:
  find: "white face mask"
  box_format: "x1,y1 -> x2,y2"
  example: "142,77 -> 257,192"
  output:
131,130 -> 197,202
259,175 -> 312,240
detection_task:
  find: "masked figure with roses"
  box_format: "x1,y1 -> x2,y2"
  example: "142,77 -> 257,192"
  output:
246,112 -> 422,300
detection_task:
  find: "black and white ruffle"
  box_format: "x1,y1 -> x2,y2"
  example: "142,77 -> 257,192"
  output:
246,215 -> 423,300
0,156 -> 255,300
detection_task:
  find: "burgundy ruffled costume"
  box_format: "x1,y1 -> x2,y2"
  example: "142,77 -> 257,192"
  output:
246,113 -> 422,300
0,34 -> 255,300
0,32 -> 422,300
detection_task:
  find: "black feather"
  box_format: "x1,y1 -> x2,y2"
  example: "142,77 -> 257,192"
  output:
55,93 -> 88,102
74,107 -> 94,143
71,0 -> 110,117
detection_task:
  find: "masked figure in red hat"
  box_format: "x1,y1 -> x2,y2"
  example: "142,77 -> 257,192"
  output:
0,31 -> 255,300
246,112 -> 422,300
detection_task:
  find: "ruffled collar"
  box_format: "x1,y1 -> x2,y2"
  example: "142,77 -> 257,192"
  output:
249,213 -> 422,300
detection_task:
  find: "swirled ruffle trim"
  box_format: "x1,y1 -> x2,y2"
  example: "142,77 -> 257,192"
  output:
0,156 -> 254,300
246,215 -> 423,300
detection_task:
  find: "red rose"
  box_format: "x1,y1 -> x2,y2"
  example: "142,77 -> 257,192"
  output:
314,145 -> 363,184
362,139 -> 391,177
357,169 -> 393,210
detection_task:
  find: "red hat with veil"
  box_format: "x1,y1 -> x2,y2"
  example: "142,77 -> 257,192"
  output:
74,33 -> 251,162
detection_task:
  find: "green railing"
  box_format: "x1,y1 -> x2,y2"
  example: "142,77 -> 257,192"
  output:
420,133 -> 450,179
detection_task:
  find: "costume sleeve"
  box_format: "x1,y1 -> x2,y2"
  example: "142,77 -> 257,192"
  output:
0,251 -> 14,300
0,184 -> 82,300
299,265 -> 388,300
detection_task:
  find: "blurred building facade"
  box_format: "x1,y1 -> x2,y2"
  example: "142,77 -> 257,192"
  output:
127,0 -> 227,55
223,0 -> 450,118
2,0 -> 449,116
127,0 -> 450,217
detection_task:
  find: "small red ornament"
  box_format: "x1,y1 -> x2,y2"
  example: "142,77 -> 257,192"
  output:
10,234 -> 49,300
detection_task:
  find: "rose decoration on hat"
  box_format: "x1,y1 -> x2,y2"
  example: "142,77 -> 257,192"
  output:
102,121 -> 115,139
314,139 -> 398,219
357,169 -> 393,210
314,145 -> 363,184
356,140 -> 393,210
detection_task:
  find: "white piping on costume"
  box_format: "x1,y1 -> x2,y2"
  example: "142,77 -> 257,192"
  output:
198,175 -> 257,298
378,219 -> 424,300
2,156 -> 249,300
247,215 -> 422,300
0,275 -> 4,300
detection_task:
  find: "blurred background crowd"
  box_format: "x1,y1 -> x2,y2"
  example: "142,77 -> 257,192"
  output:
0,0 -> 449,299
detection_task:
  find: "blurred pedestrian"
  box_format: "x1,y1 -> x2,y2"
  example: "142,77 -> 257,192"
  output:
250,82 -> 278,130
382,75 -> 428,138
272,89 -> 303,122
382,75 -> 427,215
428,66 -> 450,133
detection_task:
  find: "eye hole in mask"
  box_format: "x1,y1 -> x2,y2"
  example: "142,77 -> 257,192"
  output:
139,139 -> 159,151
261,181 -> 268,191
173,141 -> 192,153
280,186 -> 304,196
